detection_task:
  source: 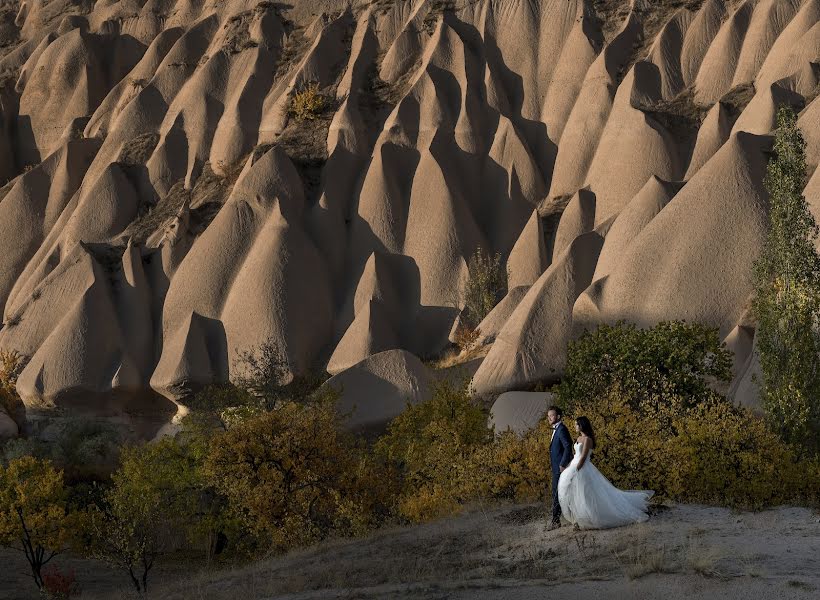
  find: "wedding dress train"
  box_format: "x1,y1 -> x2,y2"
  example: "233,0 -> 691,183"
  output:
557,442 -> 653,529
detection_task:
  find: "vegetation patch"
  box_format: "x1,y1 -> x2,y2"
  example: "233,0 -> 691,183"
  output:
288,81 -> 328,121
718,81 -> 757,121
117,132 -> 159,166
277,81 -> 338,205
222,10 -> 259,55
423,0 -> 456,35
459,246 -> 507,334
120,158 -> 244,246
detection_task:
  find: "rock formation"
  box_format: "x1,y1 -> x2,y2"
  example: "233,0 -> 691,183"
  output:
2,0 -> 819,434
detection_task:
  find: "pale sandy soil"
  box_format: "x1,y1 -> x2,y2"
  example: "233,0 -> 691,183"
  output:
4,502 -> 814,600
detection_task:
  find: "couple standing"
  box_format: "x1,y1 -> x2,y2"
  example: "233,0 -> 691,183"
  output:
546,405 -> 653,530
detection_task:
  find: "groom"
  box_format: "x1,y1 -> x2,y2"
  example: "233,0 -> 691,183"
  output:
547,405 -> 573,530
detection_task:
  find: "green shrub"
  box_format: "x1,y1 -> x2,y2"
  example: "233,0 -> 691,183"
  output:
557,319 -> 820,508
461,247 -> 506,331
467,421 -> 553,503
184,341 -> 331,434
183,382 -> 259,433
567,388 -> 669,496
375,380 -> 492,522
667,399 -> 815,508
1,437 -> 48,464
51,420 -> 120,482
559,321 -> 733,418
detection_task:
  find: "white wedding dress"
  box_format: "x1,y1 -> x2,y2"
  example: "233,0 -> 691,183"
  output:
557,442 -> 653,529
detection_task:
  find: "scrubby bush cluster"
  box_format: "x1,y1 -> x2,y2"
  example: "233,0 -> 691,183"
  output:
205,395 -> 391,551
288,82 -> 327,121
460,246 -> 507,331
564,386 -> 818,509
558,320 -> 819,508
0,350 -> 26,428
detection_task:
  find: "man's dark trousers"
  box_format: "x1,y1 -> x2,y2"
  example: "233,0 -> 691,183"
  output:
551,470 -> 562,524
549,421 -> 573,525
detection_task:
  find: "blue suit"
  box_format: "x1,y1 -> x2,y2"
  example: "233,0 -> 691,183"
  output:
549,421 -> 573,524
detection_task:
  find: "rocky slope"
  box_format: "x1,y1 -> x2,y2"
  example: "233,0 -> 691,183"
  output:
0,0 -> 819,438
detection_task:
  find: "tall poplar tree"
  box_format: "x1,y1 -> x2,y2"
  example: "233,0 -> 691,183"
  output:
753,106 -> 820,456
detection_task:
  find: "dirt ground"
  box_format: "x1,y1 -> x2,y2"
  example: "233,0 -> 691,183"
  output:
3,502 -> 817,600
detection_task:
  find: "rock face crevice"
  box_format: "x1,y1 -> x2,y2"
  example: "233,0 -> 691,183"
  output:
1,0 -> 817,434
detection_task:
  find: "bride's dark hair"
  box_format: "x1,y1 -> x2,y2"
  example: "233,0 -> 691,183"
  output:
575,416 -> 596,448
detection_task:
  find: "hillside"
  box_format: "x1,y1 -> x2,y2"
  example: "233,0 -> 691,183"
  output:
0,0 -> 819,438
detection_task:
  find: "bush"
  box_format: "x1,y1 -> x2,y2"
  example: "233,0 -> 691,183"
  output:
183,382 -> 259,433
667,399 -> 815,508
556,320 -> 820,508
51,420 -> 120,482
205,396 -> 388,552
559,321 -> 733,418
184,341 -> 331,433
288,82 -> 327,121
467,421 -> 553,503
41,565 -> 81,599
1,437 -> 49,464
566,388 -> 820,509
567,388 -> 669,495
461,247 -> 506,331
375,380 -> 492,522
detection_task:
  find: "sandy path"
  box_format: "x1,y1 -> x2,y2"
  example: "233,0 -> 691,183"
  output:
161,503 -> 820,600
2,503 -> 818,599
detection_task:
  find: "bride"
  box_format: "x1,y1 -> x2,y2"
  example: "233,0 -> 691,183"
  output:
557,416 -> 654,529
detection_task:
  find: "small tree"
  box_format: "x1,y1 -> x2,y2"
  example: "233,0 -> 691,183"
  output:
753,106 -> 820,455
88,439 -> 205,595
461,247 -> 506,331
229,340 -> 328,414
0,456 -> 74,590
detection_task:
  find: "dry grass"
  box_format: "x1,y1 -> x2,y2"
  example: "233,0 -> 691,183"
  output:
685,538 -> 728,579
611,524 -> 677,580
617,543 -> 673,579
452,324 -> 481,352
426,343 -> 488,371
131,504 -> 553,599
